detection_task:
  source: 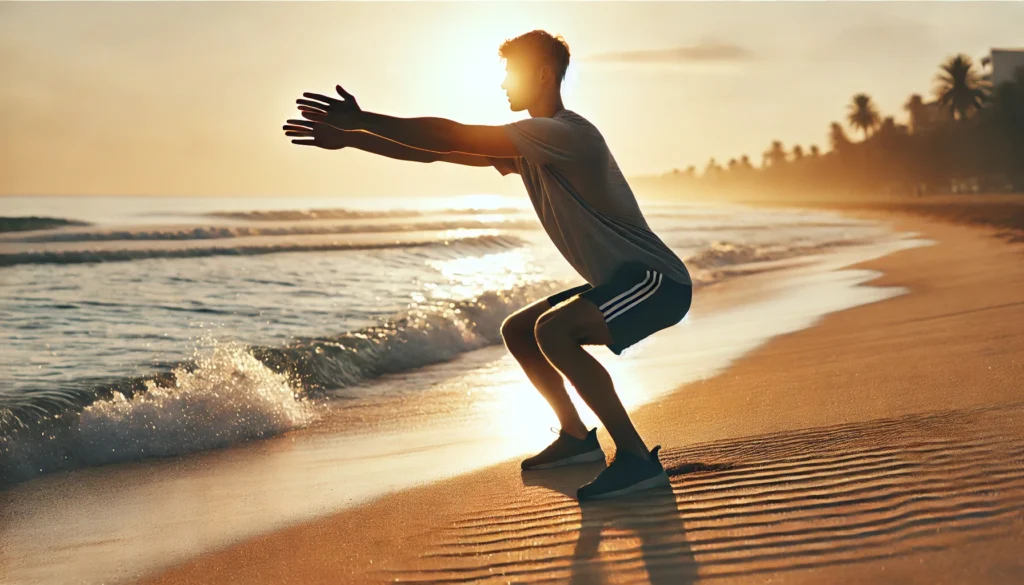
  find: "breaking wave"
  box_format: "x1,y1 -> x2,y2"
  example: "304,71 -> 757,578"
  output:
0,233 -> 528,267
0,279 -> 564,485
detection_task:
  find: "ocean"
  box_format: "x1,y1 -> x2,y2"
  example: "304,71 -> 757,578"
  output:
0,194 -> 905,484
0,194 -> 932,584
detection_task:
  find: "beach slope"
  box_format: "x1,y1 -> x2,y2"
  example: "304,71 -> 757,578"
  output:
145,212 -> 1024,585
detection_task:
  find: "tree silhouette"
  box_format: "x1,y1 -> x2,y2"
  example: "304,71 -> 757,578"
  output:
847,93 -> 881,139
764,140 -> 787,168
703,158 -> 723,181
829,122 -> 852,153
903,93 -> 929,134
934,54 -> 988,121
662,54 -> 1024,197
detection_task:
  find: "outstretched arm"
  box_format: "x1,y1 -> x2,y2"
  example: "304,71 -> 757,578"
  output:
283,119 -> 496,167
345,131 -> 495,167
355,113 -> 519,158
296,89 -> 520,158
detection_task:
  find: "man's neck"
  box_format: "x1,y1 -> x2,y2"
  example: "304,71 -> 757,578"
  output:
528,92 -> 565,118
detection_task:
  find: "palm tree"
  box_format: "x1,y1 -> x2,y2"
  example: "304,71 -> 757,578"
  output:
702,158 -> 722,179
934,54 -> 988,121
791,145 -> 805,161
829,122 -> 851,153
764,140 -> 787,168
740,155 -> 753,169
903,93 -> 929,134
847,93 -> 881,139
809,145 -> 821,158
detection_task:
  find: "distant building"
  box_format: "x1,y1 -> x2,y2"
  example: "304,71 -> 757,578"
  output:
982,48 -> 1024,86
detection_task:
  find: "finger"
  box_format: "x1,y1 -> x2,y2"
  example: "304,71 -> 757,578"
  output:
298,105 -> 327,114
336,85 -> 356,101
291,139 -> 317,146
302,92 -> 339,105
284,130 -> 312,137
296,99 -> 329,111
337,85 -> 360,109
285,119 -> 316,128
301,110 -> 326,121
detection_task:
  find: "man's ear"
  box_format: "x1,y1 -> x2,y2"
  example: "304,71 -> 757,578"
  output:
539,64 -> 553,84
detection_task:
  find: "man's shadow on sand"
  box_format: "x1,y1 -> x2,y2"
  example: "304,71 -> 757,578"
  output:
522,460 -> 707,585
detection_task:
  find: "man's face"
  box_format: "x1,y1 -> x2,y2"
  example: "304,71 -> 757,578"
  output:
501,59 -> 539,112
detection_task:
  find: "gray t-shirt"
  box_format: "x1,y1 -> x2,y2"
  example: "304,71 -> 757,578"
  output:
489,109 -> 692,287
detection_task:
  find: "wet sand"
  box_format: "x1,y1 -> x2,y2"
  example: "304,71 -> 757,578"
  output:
144,210 -> 1024,584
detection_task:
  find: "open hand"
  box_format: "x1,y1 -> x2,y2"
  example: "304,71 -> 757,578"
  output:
295,85 -> 363,130
282,119 -> 348,150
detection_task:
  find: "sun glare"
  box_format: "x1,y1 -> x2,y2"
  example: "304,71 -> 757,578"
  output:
420,19 -> 533,124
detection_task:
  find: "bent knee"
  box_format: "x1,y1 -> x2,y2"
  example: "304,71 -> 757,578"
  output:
533,309 -> 565,346
500,311 -> 529,340
501,311 -> 539,352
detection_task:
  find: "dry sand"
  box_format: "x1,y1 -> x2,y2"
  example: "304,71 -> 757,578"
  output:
145,209 -> 1024,584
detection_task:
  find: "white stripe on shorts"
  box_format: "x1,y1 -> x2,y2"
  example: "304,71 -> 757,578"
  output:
599,271 -> 652,315
606,272 -> 663,322
603,272 -> 660,319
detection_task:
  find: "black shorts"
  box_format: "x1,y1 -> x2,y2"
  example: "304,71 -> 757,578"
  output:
546,262 -> 693,355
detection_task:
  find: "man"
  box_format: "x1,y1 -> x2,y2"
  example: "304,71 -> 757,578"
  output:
283,30 -> 692,501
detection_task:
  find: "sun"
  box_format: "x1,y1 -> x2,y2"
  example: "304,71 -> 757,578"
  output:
417,20 -> 527,124
437,38 -> 508,123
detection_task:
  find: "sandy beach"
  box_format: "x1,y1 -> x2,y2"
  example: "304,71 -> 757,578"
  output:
4,2 -> 1023,583
139,206 -> 1024,585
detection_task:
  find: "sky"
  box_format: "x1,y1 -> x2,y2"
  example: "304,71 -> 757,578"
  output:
1,1 -> 1022,198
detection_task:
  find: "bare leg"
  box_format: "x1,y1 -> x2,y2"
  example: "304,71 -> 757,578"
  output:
534,297 -> 650,459
501,299 -> 589,439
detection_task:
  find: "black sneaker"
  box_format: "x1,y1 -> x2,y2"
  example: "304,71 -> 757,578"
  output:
521,428 -> 606,471
576,445 -> 670,501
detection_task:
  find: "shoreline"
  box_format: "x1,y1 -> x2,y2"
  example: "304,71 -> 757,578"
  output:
2,223 -> 925,585
142,209 -> 1024,584
0,209 -> 926,585
716,192 -> 1024,241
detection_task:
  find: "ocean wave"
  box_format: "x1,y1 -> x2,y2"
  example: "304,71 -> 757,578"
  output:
686,241 -> 788,269
0,279 -> 563,485
0,216 -> 89,233
0,233 -> 877,486
0,233 -> 528,267
681,238 -> 875,285
205,207 -> 525,222
686,238 -> 873,269
7,219 -> 540,244
251,282 -> 557,396
0,342 -> 315,486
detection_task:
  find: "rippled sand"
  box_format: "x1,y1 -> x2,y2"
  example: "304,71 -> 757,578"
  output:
141,212 -> 1024,585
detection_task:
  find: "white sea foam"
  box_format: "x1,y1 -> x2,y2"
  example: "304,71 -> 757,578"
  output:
0,198 -> 900,487
1,341 -> 316,484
